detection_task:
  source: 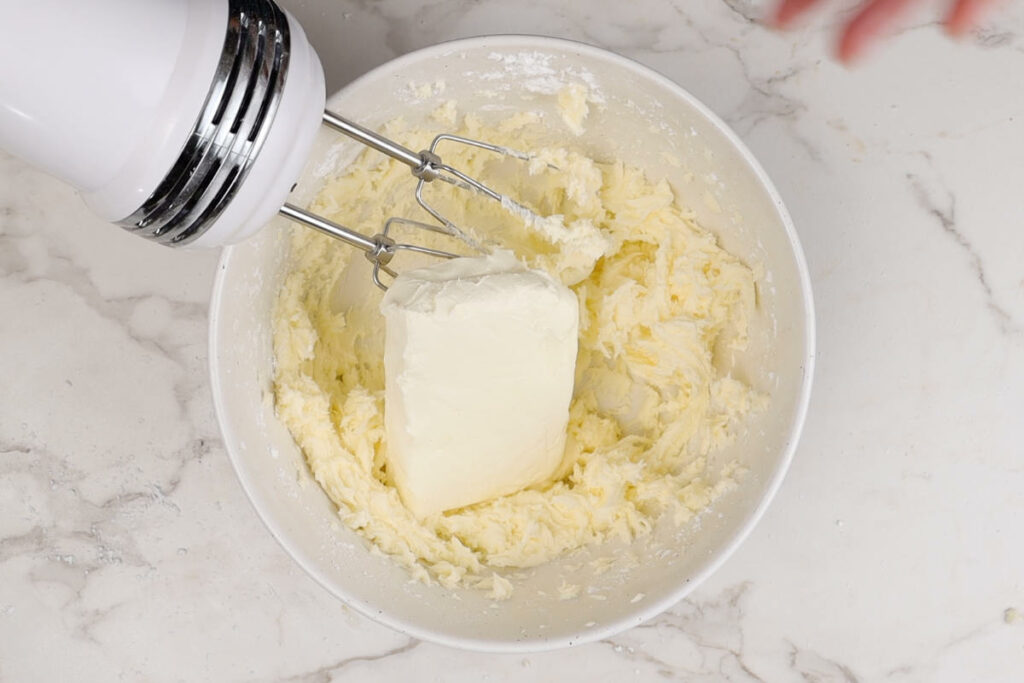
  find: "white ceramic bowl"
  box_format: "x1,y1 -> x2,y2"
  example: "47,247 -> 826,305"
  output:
209,35 -> 814,652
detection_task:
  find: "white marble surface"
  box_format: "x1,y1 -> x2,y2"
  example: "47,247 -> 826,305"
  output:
2,0 -> 1023,680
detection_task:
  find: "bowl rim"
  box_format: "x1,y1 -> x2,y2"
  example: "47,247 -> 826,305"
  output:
209,33 -> 816,653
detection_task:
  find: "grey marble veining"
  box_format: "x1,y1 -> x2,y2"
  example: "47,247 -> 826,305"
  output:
2,0 -> 1023,680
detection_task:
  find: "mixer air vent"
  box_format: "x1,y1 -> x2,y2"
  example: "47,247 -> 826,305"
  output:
117,0 -> 290,245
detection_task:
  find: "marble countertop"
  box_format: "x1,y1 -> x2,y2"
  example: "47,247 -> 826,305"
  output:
2,0 -> 1023,680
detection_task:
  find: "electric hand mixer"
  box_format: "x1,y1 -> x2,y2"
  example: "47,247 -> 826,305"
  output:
0,0 -> 534,288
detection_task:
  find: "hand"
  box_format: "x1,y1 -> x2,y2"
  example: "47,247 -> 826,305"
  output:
773,0 -> 1002,62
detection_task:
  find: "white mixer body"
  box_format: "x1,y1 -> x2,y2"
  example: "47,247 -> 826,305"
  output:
0,0 -> 325,246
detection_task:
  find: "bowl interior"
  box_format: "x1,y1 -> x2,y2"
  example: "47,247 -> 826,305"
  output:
210,36 -> 813,651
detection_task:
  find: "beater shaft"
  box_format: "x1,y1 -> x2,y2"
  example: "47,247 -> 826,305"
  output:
279,203 -> 456,290
279,202 -> 378,252
321,111 -> 439,180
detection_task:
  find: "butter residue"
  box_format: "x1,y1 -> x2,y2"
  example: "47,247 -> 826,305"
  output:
272,105 -> 761,599
557,83 -> 590,135
431,99 -> 458,127
558,581 -> 582,600
407,80 -> 447,100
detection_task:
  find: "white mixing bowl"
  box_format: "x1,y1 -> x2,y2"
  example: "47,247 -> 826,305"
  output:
209,35 -> 814,652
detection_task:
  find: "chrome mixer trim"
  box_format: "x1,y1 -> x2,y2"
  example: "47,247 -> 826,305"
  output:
117,0 -> 289,245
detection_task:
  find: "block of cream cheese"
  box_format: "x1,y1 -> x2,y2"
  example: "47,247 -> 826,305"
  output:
380,251 -> 579,518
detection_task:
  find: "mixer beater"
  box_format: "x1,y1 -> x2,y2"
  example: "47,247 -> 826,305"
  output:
284,111 -> 540,289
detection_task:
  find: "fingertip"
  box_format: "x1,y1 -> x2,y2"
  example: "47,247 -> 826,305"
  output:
834,0 -> 921,67
772,0 -> 819,30
944,22 -> 967,38
773,6 -> 795,29
836,29 -> 867,64
836,43 -> 857,65
944,14 -> 972,38
945,0 -> 999,39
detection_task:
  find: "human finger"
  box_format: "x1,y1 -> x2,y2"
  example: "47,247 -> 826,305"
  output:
837,0 -> 922,62
946,0 -> 1002,36
774,0 -> 828,28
